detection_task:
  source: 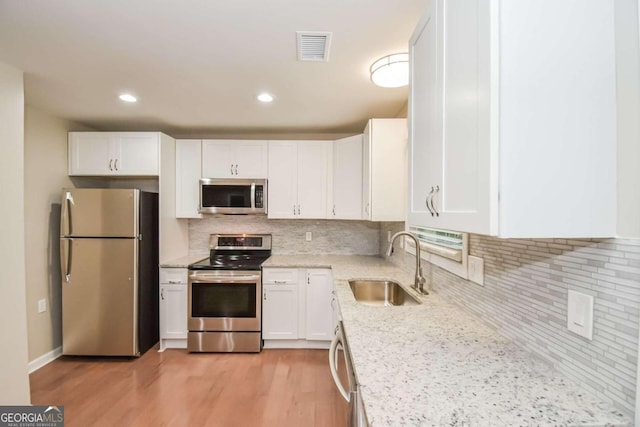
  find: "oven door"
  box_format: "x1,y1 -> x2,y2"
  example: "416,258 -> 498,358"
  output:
188,270 -> 261,332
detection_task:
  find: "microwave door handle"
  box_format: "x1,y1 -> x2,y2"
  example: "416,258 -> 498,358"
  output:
250,182 -> 256,209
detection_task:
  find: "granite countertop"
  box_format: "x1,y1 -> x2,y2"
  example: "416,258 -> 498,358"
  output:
159,254 -> 208,268
263,255 -> 631,427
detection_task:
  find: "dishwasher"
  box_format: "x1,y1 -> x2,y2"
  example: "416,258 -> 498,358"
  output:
329,321 -> 369,427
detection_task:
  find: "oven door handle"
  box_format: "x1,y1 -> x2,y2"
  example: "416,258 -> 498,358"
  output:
189,273 -> 261,283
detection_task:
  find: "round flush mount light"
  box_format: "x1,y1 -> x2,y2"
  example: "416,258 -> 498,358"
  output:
119,93 -> 137,103
257,93 -> 274,103
370,53 -> 409,88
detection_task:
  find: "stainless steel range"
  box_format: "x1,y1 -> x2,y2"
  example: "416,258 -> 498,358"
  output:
187,234 -> 271,353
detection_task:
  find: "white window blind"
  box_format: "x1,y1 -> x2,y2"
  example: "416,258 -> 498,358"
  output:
408,226 -> 464,262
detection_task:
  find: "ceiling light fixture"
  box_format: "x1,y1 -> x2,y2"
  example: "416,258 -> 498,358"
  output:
370,53 -> 409,88
257,93 -> 274,103
119,93 -> 137,103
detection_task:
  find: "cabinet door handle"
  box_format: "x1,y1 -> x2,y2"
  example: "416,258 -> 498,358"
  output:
333,205 -> 336,216
426,187 -> 434,216
235,164 -> 238,175
293,205 -> 296,215
109,159 -> 113,171
114,159 -> 119,171
230,164 -> 234,175
263,292 -> 267,301
161,289 -> 164,300
430,185 -> 440,217
297,205 -> 301,215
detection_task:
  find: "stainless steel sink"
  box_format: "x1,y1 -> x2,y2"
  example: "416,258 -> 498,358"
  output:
348,279 -> 421,306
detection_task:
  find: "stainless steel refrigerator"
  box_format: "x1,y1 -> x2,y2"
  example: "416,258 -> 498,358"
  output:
60,188 -> 159,356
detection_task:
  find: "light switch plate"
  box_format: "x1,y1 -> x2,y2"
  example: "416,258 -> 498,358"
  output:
38,299 -> 47,313
567,290 -> 594,340
468,256 -> 484,286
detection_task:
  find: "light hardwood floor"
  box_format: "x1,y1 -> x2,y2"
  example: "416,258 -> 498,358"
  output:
30,347 -> 348,427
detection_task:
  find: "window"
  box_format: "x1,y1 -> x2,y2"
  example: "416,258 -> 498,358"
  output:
405,225 -> 469,279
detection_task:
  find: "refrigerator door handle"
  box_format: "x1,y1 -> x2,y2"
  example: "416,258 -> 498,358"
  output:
61,238 -> 73,283
62,191 -> 74,236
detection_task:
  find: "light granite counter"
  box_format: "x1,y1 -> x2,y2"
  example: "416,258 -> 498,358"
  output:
159,254 -> 208,268
263,255 -> 631,427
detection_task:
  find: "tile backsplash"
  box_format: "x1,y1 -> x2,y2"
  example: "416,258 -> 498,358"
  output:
382,225 -> 640,417
189,215 -> 380,255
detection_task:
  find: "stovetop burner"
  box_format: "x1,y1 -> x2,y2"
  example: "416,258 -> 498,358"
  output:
188,234 -> 272,271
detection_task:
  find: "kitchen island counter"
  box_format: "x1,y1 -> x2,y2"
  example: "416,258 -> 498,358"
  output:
263,255 -> 630,426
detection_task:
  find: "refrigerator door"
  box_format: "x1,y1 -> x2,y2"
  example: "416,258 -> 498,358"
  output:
61,238 -> 138,356
61,188 -> 139,238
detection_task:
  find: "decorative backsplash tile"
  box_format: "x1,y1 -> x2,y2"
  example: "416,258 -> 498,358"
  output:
189,215 -> 380,255
381,224 -> 640,418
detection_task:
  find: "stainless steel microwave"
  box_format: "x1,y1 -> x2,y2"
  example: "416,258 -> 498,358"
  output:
199,178 -> 267,214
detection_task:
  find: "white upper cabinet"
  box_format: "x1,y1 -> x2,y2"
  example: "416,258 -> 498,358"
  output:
408,0 -> 617,238
201,140 -> 268,178
175,139 -> 202,219
362,119 -> 407,221
268,141 -> 331,219
332,134 -> 363,220
68,132 -> 160,176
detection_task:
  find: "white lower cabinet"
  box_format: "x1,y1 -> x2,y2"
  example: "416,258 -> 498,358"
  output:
304,269 -> 334,341
262,267 -> 333,348
262,269 -> 299,340
159,268 -> 188,350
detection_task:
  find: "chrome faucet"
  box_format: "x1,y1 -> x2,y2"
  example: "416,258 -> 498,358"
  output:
386,231 -> 428,295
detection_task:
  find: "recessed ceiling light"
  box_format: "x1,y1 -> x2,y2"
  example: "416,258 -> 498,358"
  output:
257,93 -> 274,103
119,93 -> 137,103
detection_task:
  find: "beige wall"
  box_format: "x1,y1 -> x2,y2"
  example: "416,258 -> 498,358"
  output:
23,107 -> 93,362
0,62 -> 30,404
395,102 -> 408,118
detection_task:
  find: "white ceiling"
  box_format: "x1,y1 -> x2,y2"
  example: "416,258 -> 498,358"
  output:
0,0 -> 427,137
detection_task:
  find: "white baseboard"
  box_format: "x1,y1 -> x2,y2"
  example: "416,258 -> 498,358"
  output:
263,339 -> 330,350
158,339 -> 187,352
28,346 -> 62,373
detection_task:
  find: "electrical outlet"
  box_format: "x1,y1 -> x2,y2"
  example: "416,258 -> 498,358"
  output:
567,290 -> 594,340
38,299 -> 47,313
305,231 -> 312,241
468,256 -> 484,286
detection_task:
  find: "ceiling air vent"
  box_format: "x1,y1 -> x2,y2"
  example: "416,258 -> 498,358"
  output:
296,31 -> 332,62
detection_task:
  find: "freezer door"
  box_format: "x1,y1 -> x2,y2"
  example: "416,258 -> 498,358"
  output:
62,238 -> 138,356
61,188 -> 139,237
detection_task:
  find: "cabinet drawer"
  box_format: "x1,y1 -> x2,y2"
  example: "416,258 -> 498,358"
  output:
262,268 -> 298,284
159,268 -> 188,285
